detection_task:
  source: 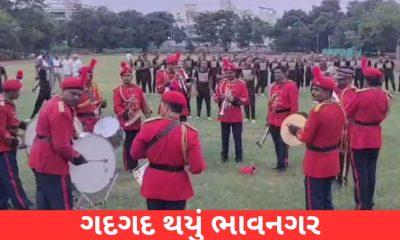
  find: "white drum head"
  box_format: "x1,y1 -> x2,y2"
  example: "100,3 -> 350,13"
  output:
94,117 -> 120,138
70,135 -> 116,193
24,117 -> 38,152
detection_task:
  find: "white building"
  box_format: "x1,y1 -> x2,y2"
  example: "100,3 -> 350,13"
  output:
43,0 -> 94,23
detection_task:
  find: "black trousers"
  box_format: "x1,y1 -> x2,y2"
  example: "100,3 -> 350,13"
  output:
220,122 -> 243,162
196,86 -> 211,117
31,86 -> 51,119
210,70 -> 218,93
304,176 -> 335,210
146,199 -> 186,210
123,130 -> 139,171
32,169 -> 72,210
270,70 -> 275,84
0,151 -> 31,210
296,70 -> 304,88
305,70 -> 312,87
269,125 -> 288,169
384,71 -> 395,91
352,149 -> 380,210
152,69 -> 158,93
244,81 -> 256,120
135,70 -> 141,85
256,70 -> 268,94
337,150 -> 351,185
141,69 -> 152,93
354,70 -> 364,89
288,70 -> 296,81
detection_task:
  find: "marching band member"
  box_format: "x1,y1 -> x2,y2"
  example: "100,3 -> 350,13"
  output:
113,62 -> 151,171
0,79 -> 32,210
267,66 -> 299,172
255,56 -> 269,96
288,67 -> 346,210
29,77 -> 88,210
383,56 -> 395,92
76,59 -> 106,132
152,53 -> 165,94
241,58 -> 257,123
353,57 -> 364,89
156,52 -> 191,122
209,55 -> 221,93
269,57 -> 280,84
131,91 -> 206,210
140,53 -> 153,94
346,57 -> 391,210
295,57 -> 305,88
193,61 -> 212,120
333,68 -> 357,186
305,60 -> 313,88
214,58 -> 249,163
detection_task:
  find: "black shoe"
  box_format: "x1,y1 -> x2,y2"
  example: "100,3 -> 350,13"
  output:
221,153 -> 228,163
235,158 -> 243,163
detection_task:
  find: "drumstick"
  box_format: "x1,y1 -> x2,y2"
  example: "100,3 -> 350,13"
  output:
87,159 -> 108,163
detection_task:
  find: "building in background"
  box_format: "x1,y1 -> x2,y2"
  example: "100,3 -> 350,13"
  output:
43,0 -> 94,23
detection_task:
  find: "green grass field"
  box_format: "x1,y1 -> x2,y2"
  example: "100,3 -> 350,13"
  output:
3,55 -> 400,209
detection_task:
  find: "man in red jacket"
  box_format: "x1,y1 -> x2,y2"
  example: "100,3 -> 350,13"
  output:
29,77 -> 88,210
346,57 -> 391,210
113,63 -> 151,171
0,79 -> 32,210
267,66 -> 299,171
131,91 -> 206,210
288,67 -> 346,210
156,52 -> 191,122
333,68 -> 357,186
214,58 -> 249,163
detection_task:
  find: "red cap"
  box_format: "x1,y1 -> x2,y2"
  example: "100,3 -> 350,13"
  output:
166,52 -> 181,65
2,79 -> 22,91
61,77 -> 84,90
161,91 -> 187,107
222,57 -> 236,72
87,59 -> 97,73
239,165 -> 256,175
312,66 -> 336,90
120,62 -> 133,76
16,70 -> 24,80
361,56 -> 382,80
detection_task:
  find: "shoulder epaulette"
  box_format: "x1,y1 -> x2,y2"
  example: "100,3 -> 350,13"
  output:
287,80 -> 297,85
182,122 -> 197,132
58,101 -> 65,113
313,103 -> 326,112
356,88 -> 371,93
144,117 -> 163,123
113,84 -> 122,90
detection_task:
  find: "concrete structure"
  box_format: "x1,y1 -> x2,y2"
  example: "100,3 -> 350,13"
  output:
43,0 -> 94,23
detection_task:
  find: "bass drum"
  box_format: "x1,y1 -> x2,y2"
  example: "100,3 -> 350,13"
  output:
24,116 -> 84,153
93,117 -> 125,149
70,134 -> 116,194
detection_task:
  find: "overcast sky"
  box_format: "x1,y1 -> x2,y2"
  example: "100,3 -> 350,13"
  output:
82,0 -> 360,14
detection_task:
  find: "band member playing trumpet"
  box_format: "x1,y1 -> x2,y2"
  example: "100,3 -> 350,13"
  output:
131,91 -> 206,210
288,67 -> 346,210
267,66 -> 299,172
0,79 -> 32,210
346,57 -> 391,210
29,77 -> 89,210
113,62 -> 151,171
156,52 -> 192,121
214,58 -> 249,163
333,68 -> 357,186
76,59 -> 107,132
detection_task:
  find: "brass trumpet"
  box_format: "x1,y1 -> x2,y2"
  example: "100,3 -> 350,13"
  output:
218,85 -> 232,117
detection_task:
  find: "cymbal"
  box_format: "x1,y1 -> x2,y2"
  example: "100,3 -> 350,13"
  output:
280,114 -> 307,146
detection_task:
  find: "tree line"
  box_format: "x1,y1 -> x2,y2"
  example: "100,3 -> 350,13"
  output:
1,0 -> 400,57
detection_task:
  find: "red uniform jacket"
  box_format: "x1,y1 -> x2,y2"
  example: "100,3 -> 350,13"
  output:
334,85 -> 357,140
29,96 -> 80,175
0,95 -> 20,152
113,84 -> 148,131
76,81 -> 103,132
156,69 -> 189,116
267,80 -> 299,127
131,118 -> 206,201
298,101 -> 346,178
214,79 -> 249,123
346,88 -> 390,149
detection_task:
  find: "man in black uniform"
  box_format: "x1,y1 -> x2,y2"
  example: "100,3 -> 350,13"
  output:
134,55 -> 144,86
383,56 -> 395,92
209,55 -> 220,93
255,56 -> 268,96
31,60 -> 51,118
140,53 -> 152,94
194,61 -> 212,120
0,63 -> 7,93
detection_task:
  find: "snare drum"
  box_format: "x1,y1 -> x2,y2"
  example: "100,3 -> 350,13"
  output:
93,117 -> 125,148
70,134 -> 117,193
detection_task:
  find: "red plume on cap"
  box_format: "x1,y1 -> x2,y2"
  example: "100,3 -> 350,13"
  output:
120,61 -> 133,76
312,66 -> 322,81
80,67 -> 89,85
222,57 -> 236,72
88,59 -> 97,72
361,56 -> 368,71
16,70 -> 24,80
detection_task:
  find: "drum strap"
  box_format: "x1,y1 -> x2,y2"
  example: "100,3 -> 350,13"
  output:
146,120 -> 180,149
